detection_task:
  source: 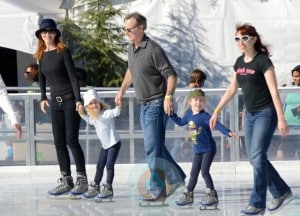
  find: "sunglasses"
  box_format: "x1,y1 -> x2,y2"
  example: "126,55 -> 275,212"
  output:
234,35 -> 253,42
25,71 -> 31,74
123,25 -> 139,33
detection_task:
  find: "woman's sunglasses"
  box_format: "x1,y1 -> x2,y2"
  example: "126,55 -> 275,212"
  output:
234,35 -> 253,43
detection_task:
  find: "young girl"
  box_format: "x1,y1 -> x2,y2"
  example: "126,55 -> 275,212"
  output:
171,89 -> 237,207
79,89 -> 121,202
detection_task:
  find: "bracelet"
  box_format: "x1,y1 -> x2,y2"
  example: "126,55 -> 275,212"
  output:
214,108 -> 221,114
164,95 -> 173,100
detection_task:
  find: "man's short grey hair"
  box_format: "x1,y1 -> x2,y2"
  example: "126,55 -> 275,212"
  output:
124,12 -> 147,30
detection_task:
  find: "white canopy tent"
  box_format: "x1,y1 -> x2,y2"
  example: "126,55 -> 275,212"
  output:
1,0 -> 300,86
0,0 -> 69,54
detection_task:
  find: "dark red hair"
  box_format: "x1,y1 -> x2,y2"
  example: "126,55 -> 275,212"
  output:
236,23 -> 270,57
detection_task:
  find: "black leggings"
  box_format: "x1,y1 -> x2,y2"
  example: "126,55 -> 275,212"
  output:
94,141 -> 121,185
187,151 -> 216,191
51,99 -> 86,176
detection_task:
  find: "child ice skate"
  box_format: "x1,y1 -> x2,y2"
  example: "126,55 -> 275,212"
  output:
170,89 -> 237,208
78,89 -> 121,202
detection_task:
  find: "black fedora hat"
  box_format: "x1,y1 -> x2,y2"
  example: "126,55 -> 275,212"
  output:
35,19 -> 61,38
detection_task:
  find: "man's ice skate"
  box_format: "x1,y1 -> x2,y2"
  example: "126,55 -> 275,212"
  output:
47,176 -> 74,199
166,180 -> 185,197
69,175 -> 88,200
95,184 -> 113,203
139,188 -> 168,207
175,191 -> 194,206
199,189 -> 219,210
268,190 -> 292,214
240,205 -> 265,216
82,182 -> 100,199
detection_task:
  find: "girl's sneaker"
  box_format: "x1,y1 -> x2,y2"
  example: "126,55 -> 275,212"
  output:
70,175 -> 88,195
176,191 -> 194,206
83,182 -> 100,198
95,184 -> 113,202
201,189 -> 218,206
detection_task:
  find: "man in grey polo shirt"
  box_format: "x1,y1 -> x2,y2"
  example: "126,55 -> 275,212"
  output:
115,12 -> 186,201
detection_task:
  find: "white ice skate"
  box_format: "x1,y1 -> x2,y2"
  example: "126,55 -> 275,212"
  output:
199,189 -> 219,210
94,184 -> 114,203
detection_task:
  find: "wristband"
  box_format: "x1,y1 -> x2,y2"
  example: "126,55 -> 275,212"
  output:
165,95 -> 173,100
214,108 -> 221,114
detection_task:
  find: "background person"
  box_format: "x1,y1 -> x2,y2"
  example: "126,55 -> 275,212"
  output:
34,18 -> 88,197
171,69 -> 207,161
115,12 -> 186,201
76,67 -> 88,88
277,65 -> 300,159
24,63 -> 39,93
209,23 -> 291,215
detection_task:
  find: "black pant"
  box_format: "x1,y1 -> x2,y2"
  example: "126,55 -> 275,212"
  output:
94,141 -> 121,185
187,151 -> 216,191
51,98 -> 86,176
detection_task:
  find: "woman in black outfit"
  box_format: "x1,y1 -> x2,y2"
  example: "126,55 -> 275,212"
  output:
34,19 -> 88,196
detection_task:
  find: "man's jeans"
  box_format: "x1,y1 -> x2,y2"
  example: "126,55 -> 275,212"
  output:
244,106 -> 290,208
140,99 -> 186,193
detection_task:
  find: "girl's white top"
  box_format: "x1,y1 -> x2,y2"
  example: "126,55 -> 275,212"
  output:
0,75 -> 18,124
82,106 -> 121,149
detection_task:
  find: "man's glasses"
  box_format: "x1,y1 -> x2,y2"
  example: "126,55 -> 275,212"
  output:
234,35 -> 253,42
123,25 -> 139,33
25,71 -> 31,74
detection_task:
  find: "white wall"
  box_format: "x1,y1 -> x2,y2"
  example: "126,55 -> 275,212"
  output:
119,0 -> 300,88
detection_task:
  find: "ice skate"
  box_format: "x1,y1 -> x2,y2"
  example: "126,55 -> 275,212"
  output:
69,175 -> 88,200
199,189 -> 219,210
139,188 -> 168,207
83,182 -> 100,199
166,180 -> 185,197
175,191 -> 194,206
47,176 -> 74,199
95,184 -> 113,203
240,205 -> 265,215
268,190 -> 292,213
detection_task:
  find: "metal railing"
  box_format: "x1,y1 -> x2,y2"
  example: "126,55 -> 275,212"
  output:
0,87 -> 299,166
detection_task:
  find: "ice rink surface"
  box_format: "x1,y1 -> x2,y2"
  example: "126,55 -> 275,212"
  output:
0,163 -> 299,216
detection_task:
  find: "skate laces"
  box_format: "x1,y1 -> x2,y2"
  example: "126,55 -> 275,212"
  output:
89,182 -> 99,189
268,190 -> 292,211
101,184 -> 111,194
99,184 -> 113,198
52,177 -> 71,193
202,190 -> 217,203
180,192 -> 193,201
54,178 -> 66,191
242,205 -> 265,214
75,176 -> 87,185
88,182 -> 99,192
